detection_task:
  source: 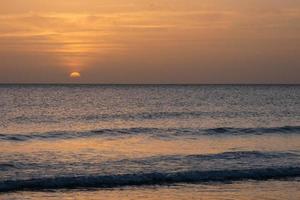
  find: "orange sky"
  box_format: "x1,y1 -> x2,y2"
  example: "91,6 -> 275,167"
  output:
0,0 -> 300,83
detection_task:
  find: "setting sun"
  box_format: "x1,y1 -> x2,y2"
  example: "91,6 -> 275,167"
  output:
70,72 -> 81,78
0,0 -> 299,198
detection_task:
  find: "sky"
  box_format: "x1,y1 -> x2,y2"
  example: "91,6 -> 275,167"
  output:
0,0 -> 300,84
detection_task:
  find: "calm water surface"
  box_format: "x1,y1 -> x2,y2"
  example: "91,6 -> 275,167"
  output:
0,85 -> 299,199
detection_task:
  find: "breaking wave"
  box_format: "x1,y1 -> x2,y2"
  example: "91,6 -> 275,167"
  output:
1,167 -> 299,192
0,126 -> 299,142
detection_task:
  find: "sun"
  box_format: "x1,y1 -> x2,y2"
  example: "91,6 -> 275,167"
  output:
70,72 -> 81,78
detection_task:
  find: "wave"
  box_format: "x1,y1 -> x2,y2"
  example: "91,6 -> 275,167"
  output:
0,163 -> 15,170
0,126 -> 299,142
1,151 -> 298,172
1,166 -> 299,192
205,126 -> 300,135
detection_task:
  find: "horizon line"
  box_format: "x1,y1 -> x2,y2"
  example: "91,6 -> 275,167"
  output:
0,83 -> 299,86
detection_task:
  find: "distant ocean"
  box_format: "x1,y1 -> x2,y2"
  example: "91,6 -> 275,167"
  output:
0,85 -> 299,199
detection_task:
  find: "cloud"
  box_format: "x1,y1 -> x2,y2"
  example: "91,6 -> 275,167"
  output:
0,1 -> 300,83
0,10 -> 236,63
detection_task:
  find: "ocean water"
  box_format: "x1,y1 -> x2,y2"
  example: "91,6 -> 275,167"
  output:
0,85 -> 299,199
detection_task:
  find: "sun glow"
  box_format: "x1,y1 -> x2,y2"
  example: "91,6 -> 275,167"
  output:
70,72 -> 81,78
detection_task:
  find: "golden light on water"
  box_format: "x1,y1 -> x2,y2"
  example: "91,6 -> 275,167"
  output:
70,72 -> 81,78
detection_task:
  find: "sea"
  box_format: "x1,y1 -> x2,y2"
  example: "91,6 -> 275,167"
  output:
0,84 -> 299,199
